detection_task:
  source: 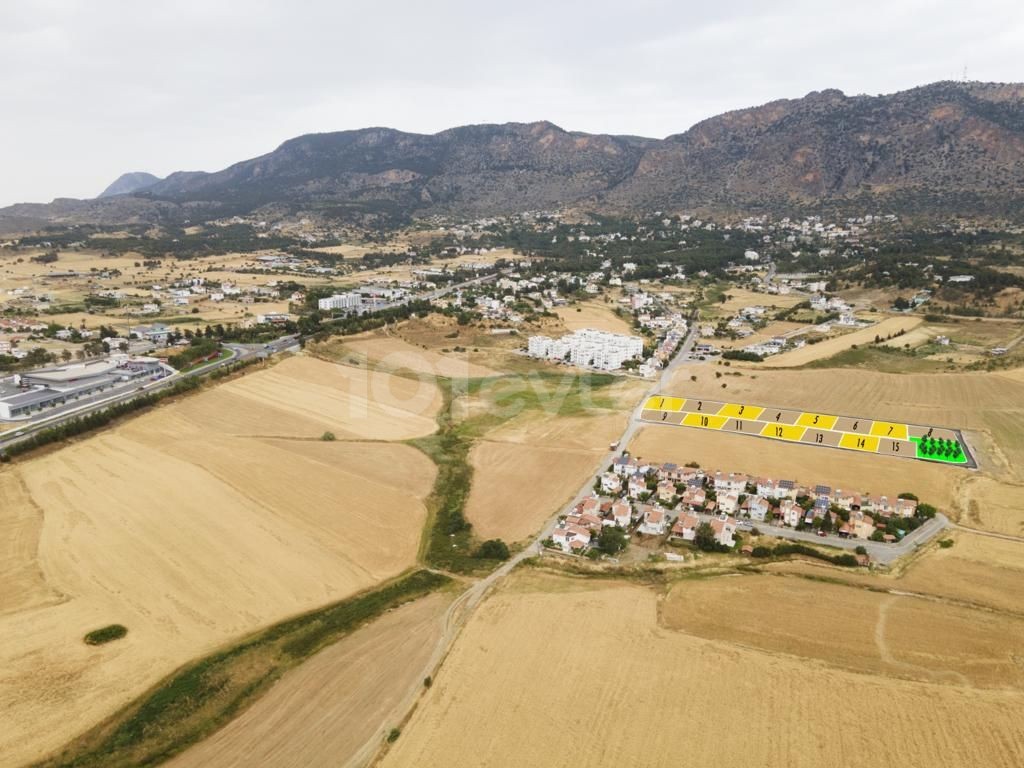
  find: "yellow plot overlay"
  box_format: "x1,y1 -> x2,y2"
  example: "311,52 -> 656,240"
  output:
644,396 -> 685,411
796,412 -> 838,430
839,433 -> 880,452
760,423 -> 807,442
718,403 -> 765,420
869,421 -> 909,440
682,413 -> 727,430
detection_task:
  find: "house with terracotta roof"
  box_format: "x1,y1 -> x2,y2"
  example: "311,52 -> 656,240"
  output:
713,471 -> 748,494
600,472 -> 622,494
656,480 -> 677,503
710,514 -> 737,547
552,523 -> 592,553
718,492 -> 740,516
604,500 -> 632,528
627,475 -> 649,498
742,494 -> 771,522
637,505 -> 668,536
779,499 -> 802,528
670,513 -> 700,542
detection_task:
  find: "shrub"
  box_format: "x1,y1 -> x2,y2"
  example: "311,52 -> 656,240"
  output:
84,624 -> 128,645
473,539 -> 510,560
321,431 -> 336,441
939,538 -> 955,549
387,728 -> 401,743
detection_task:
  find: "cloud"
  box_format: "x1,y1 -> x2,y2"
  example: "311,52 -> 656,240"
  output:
1,0 -> 1022,205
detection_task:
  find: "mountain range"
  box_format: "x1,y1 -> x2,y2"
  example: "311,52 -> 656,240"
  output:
4,80 -> 1024,233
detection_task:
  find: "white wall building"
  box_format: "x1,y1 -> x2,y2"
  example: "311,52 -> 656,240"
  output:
318,292 -> 363,311
527,328 -> 643,371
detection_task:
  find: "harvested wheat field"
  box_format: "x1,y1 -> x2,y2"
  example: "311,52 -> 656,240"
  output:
180,355 -> 442,441
381,571 -> 1024,768
667,364 -> 1024,476
713,287 -> 806,314
628,424 -> 960,508
554,302 -> 634,334
466,405 -> 634,542
662,573 -> 1024,689
333,333 -> 500,379
0,357 -> 438,767
759,315 -> 923,367
167,592 -> 453,768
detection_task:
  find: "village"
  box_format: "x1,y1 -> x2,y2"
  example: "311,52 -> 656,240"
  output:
548,452 -> 936,562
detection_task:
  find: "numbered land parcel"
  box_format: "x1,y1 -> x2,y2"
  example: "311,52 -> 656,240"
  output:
640,395 -> 974,467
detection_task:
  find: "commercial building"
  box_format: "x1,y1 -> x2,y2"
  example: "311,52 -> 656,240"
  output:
318,292 -> 363,311
0,357 -> 166,420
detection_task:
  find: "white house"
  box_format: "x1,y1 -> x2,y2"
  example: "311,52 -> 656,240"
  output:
710,515 -> 737,548
600,472 -> 622,494
713,471 -> 748,494
627,475 -> 649,499
780,499 -> 802,528
552,523 -> 592,554
717,492 -> 740,516
671,513 -> 700,541
605,500 -> 631,528
743,495 -> 771,522
638,507 -> 667,536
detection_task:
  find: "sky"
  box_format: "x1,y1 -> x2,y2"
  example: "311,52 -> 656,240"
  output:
2,0 -> 1023,206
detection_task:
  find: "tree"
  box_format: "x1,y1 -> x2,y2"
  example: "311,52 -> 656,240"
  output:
473,539 -> 510,560
694,522 -> 718,551
820,512 -> 833,534
598,526 -> 628,555
60,348 -> 72,362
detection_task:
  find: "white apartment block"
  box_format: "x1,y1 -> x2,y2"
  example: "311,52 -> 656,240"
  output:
527,328 -> 643,371
318,292 -> 363,311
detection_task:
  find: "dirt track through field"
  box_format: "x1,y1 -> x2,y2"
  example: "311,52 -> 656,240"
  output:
0,356 -> 438,767
166,593 -> 453,768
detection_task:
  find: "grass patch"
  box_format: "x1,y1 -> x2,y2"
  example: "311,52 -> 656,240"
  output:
801,344 -> 948,373
83,625 -> 127,646
412,371 -> 619,573
177,348 -> 232,373
36,569 -> 451,768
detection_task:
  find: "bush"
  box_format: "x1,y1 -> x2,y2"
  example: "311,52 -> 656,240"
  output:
387,728 -> 401,743
84,624 -> 128,645
598,526 -> 629,555
939,538 -> 955,549
321,431 -> 336,441
855,545 -> 867,555
722,350 -> 764,362
473,539 -> 510,560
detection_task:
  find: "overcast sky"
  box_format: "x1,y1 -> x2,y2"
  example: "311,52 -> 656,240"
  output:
2,0 -> 1022,206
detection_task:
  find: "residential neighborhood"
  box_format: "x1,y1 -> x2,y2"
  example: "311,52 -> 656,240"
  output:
547,453 -> 937,559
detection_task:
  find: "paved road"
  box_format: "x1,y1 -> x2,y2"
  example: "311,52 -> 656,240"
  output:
0,334 -> 299,453
741,513 -> 950,565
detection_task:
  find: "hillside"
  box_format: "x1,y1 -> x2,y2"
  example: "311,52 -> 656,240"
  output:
98,172 -> 161,198
3,81 -> 1024,232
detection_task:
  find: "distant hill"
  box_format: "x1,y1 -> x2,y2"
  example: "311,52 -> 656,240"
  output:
97,172 -> 161,198
4,81 -> 1024,233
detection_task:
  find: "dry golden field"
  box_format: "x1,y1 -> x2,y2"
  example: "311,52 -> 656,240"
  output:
167,592 -> 453,768
331,332 -> 501,379
713,287 -> 805,314
0,356 -> 438,767
760,315 -> 923,367
667,362 -> 1024,475
662,573 -> 1024,689
466,411 -> 629,542
554,302 -> 634,334
381,571 -> 1024,768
